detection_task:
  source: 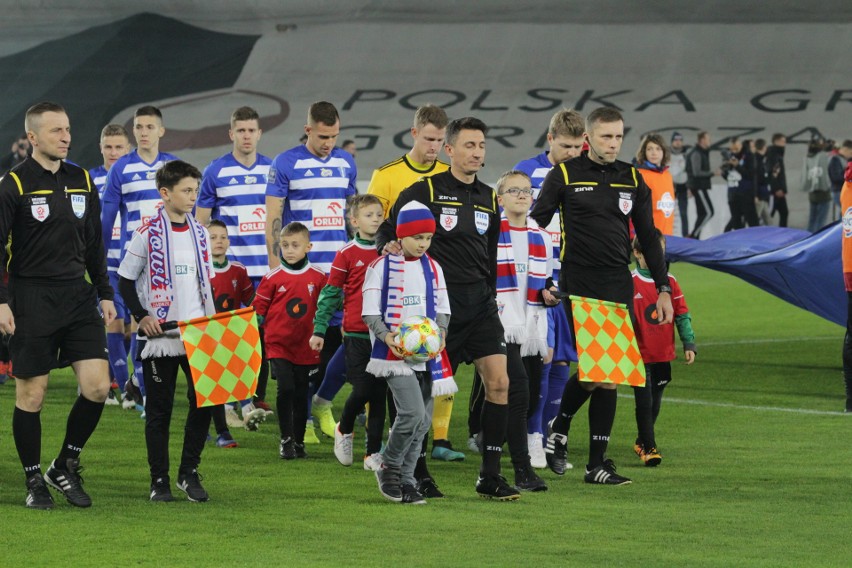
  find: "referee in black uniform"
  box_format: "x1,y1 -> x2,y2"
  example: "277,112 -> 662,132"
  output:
0,102 -> 116,509
376,117 -> 518,500
531,107 -> 673,485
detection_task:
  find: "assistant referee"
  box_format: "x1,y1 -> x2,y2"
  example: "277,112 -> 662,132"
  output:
0,102 -> 116,510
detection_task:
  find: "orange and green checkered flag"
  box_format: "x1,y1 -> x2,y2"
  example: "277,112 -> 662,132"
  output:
176,307 -> 263,408
569,296 -> 646,387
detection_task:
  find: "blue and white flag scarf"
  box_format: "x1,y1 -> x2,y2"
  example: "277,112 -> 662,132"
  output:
366,253 -> 457,397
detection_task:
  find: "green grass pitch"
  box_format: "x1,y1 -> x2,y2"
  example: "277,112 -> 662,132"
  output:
0,263 -> 849,567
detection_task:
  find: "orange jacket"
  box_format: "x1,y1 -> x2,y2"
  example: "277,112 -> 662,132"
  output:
841,179 -> 852,290
638,168 -> 676,236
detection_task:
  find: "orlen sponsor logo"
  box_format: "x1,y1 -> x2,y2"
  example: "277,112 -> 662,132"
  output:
112,226 -> 121,239
240,207 -> 266,233
314,202 -> 344,228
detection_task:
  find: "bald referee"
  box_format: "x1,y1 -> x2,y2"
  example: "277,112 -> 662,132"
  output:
0,102 -> 116,509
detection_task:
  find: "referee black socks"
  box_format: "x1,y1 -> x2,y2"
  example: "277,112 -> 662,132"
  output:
57,395 -> 105,465
480,401 -> 508,476
552,372 -> 591,433
13,406 -> 42,479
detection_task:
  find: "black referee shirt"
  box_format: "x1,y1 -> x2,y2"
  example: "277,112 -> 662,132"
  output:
0,157 -> 112,303
531,152 -> 668,289
375,169 -> 500,294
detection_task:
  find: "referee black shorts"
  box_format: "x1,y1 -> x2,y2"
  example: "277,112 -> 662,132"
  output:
9,279 -> 108,377
445,281 -> 506,372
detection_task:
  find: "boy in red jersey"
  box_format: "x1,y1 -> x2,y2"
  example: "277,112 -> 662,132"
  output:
207,219 -> 266,447
309,194 -> 387,470
631,229 -> 696,466
253,222 -> 327,459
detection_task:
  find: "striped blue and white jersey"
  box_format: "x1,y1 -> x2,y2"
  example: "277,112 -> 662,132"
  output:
102,149 -> 180,264
90,165 -> 122,273
198,152 -> 272,280
266,145 -> 357,274
514,151 -> 561,280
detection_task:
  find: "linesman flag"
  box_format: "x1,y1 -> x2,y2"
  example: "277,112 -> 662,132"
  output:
569,296 -> 646,387
176,307 -> 263,407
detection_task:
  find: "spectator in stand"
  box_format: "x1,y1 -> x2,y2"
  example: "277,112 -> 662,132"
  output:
802,137 -> 832,233
724,139 -> 759,231
686,131 -> 718,239
753,139 -> 772,225
829,140 -> 852,217
669,132 -> 690,237
0,134 -> 30,176
341,140 -> 357,158
635,133 -> 676,235
766,134 -> 788,227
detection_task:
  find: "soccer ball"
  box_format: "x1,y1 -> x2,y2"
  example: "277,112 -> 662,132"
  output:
396,316 -> 442,363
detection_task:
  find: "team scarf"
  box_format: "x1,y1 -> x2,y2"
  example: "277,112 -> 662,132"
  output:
142,208 -> 215,358
496,213 -> 549,356
365,253 -> 457,397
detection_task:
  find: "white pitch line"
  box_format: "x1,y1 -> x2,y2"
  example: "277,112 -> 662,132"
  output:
700,336 -> 838,347
618,394 -> 846,416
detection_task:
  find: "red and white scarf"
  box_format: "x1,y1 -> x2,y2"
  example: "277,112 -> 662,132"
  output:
142,208 -> 214,358
366,253 -> 457,397
496,213 -> 549,356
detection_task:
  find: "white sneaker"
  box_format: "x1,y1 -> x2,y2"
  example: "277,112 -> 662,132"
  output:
243,407 -> 267,431
121,393 -> 136,410
333,423 -> 354,466
104,391 -> 120,406
528,432 -> 547,469
467,434 -> 482,454
225,406 -> 243,429
363,452 -> 383,471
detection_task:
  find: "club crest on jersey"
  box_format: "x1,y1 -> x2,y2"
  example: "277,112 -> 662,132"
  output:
474,211 -> 489,234
440,213 -> 457,231
618,192 -> 633,215
32,204 -> 49,222
308,283 -> 315,295
71,194 -> 86,218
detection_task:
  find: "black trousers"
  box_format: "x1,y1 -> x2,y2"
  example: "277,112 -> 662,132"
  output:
469,344 -> 541,465
339,336 -> 387,455
271,358 -> 316,443
143,355 -> 212,482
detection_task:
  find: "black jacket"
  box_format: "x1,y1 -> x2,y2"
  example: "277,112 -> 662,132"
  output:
375,169 -> 499,294
531,152 -> 668,290
765,145 -> 787,194
0,158 -> 112,303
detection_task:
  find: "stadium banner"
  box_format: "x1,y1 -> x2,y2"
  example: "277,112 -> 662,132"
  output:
569,296 -> 646,387
176,307 -> 262,407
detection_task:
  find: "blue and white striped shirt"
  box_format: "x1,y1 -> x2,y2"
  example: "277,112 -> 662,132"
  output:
198,152 -> 272,281
266,145 -> 357,274
90,165 -> 122,273
102,149 -> 180,266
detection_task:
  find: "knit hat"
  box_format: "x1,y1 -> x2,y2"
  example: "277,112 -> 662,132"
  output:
396,200 -> 436,238
671,131 -> 684,142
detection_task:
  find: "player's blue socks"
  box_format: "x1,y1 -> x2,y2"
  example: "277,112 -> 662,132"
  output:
129,335 -> 146,397
543,363 -> 570,432
315,344 -> 346,402
107,332 -> 129,391
528,362 -> 550,434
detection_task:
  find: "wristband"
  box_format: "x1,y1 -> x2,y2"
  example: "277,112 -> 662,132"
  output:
133,311 -> 149,324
